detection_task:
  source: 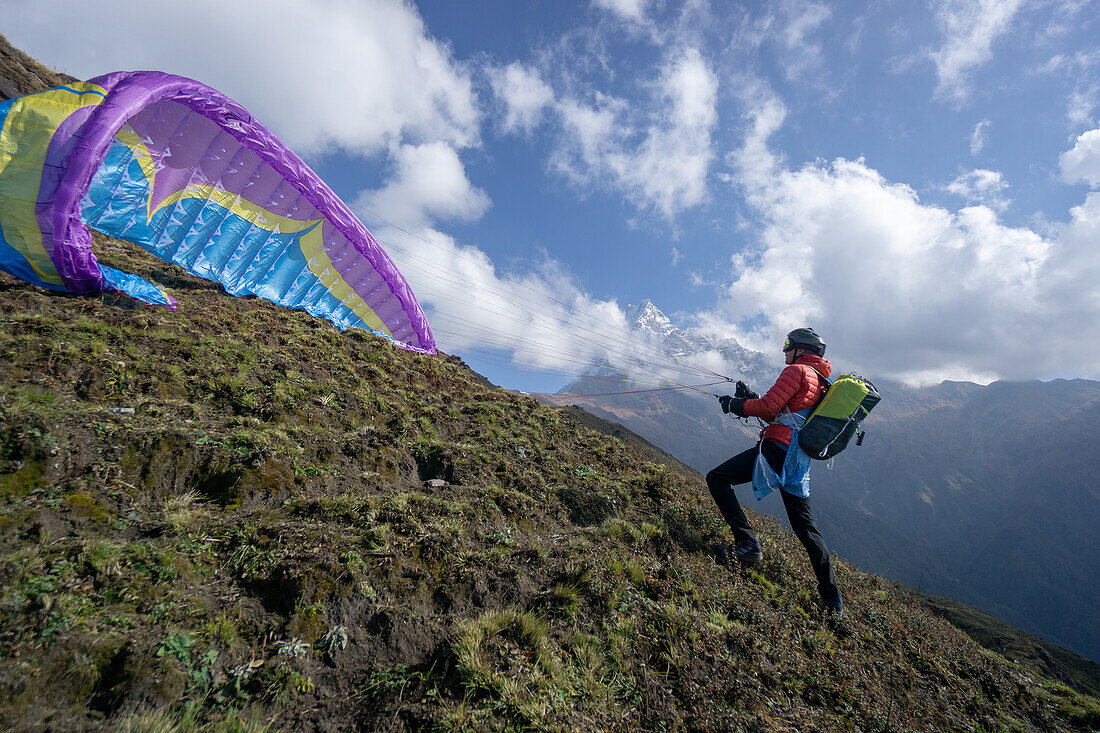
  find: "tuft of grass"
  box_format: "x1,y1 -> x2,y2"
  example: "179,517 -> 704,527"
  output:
260,665 -> 315,703
202,612 -> 239,648
79,538 -> 124,577
452,608 -> 562,720
163,490 -> 205,534
115,707 -> 182,733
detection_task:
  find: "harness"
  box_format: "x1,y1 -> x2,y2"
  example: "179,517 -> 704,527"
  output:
751,405 -> 814,500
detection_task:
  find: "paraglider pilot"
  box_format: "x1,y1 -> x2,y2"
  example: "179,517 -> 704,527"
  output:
707,328 -> 842,616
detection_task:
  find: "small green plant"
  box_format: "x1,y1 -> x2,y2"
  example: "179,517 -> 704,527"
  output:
483,528 -> 515,546
38,611 -> 70,644
293,461 -> 318,477
362,664 -> 419,700
190,649 -> 219,694
261,665 -> 314,703
341,551 -> 367,573
157,633 -> 193,664
125,542 -> 178,584
203,613 -> 239,647
276,638 -> 310,658
319,626 -> 349,659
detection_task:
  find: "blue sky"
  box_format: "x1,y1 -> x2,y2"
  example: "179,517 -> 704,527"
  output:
4,0 -> 1100,390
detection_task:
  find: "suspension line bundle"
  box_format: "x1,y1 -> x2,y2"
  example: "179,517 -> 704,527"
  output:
358,207 -> 740,397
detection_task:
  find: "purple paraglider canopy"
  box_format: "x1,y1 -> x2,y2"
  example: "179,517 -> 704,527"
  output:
0,70 -> 435,354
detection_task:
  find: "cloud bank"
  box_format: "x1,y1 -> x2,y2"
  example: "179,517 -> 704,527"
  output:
710,92 -> 1100,383
3,0 -> 479,157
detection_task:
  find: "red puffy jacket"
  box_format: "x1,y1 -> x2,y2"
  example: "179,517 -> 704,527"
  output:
741,354 -> 832,447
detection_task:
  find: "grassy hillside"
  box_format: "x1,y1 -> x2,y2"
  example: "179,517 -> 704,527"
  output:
1,36 -> 1099,731
2,239 -> 1100,731
0,32 -> 73,98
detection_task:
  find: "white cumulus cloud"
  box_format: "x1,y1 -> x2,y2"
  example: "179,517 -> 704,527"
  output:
591,0 -> 650,24
708,84 -> 1100,384
489,62 -> 555,135
552,47 -> 718,218
0,0 -> 480,157
969,119 -> 990,154
1059,128 -> 1100,187
930,0 -> 1024,104
356,142 -> 490,230
944,168 -> 1010,211
1067,89 -> 1098,128
778,0 -> 833,82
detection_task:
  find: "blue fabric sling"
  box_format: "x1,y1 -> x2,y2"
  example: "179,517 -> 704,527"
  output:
752,406 -> 814,500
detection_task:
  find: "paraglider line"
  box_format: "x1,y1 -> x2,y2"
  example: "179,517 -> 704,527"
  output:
542,379 -> 729,398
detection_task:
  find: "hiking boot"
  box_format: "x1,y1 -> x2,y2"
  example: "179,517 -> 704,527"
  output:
817,597 -> 843,618
734,540 -> 763,566
714,543 -> 737,565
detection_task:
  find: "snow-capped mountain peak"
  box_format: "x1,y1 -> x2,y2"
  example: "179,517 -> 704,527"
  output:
625,299 -> 675,336
620,299 -> 774,383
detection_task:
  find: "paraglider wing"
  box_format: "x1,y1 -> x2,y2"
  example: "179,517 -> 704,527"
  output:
0,71 -> 434,354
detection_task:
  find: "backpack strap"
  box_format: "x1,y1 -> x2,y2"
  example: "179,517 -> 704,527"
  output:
800,364 -> 831,402
800,362 -> 829,383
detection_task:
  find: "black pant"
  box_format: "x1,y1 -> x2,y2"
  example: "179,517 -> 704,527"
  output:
706,442 -> 840,605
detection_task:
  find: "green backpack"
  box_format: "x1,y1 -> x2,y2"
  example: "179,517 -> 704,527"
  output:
798,374 -> 881,460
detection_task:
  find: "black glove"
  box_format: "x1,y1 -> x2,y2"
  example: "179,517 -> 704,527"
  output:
734,380 -> 759,400
718,395 -> 748,417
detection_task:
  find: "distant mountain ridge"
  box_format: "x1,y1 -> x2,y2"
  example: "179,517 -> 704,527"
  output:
815,377 -> 1100,663
558,301 -> 773,469
618,298 -> 775,385
551,300 -> 1100,665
